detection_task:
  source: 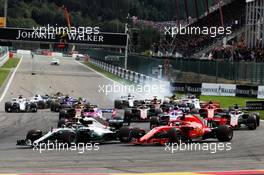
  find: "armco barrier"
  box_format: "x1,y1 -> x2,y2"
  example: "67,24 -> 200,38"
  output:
89,58 -> 169,86
0,51 -> 9,67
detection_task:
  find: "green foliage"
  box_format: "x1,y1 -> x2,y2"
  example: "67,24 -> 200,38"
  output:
2,0 -> 216,52
4,0 -> 216,28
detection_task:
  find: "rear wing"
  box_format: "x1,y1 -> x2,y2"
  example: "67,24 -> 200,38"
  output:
200,101 -> 220,108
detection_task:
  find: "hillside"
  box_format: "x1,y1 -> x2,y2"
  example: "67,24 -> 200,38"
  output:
0,0 -> 215,31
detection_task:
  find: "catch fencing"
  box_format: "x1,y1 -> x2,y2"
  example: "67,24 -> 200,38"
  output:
87,49 -> 264,85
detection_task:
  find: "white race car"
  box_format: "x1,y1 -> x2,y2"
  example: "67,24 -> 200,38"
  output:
29,94 -> 51,109
5,96 -> 38,113
17,117 -> 123,146
227,109 -> 260,130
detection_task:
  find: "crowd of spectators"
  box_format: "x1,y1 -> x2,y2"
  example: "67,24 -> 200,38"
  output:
148,0 -> 246,58
209,46 -> 264,62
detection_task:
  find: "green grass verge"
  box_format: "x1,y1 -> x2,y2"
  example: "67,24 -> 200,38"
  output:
0,58 -> 20,87
0,69 -> 10,86
200,95 -> 264,119
84,62 -> 134,85
2,58 -> 19,69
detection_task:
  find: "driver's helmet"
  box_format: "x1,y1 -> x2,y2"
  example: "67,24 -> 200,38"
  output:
174,106 -> 179,110
128,94 -> 133,100
208,100 -> 213,104
234,104 -> 239,109
64,95 -> 70,101
208,104 -> 214,109
18,95 -> 23,99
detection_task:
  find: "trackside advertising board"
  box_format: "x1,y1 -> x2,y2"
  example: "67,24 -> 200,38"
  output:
0,28 -> 127,47
201,83 -> 236,96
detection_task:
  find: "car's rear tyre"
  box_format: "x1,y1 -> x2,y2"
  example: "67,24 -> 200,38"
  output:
114,100 -> 123,109
53,103 -> 60,112
256,115 -> 260,127
59,110 -> 67,120
5,102 -> 12,113
150,117 -> 159,129
38,101 -> 45,109
167,128 -> 180,144
26,129 -> 43,143
61,131 -> 77,145
118,127 -> 132,143
30,103 -> 38,113
130,128 -> 143,139
247,116 -> 257,130
124,109 -> 132,125
57,118 -> 66,128
215,125 -> 233,142
50,102 -> 55,111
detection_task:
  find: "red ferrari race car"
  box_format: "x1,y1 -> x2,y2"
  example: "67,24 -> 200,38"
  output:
118,113 -> 233,145
199,101 -> 229,127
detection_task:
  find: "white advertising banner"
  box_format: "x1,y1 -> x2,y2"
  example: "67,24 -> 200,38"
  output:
257,86 -> 264,99
201,83 -> 236,96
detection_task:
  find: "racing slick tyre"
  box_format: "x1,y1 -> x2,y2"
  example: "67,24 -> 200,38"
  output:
124,109 -> 132,126
61,131 -> 77,145
59,110 -> 67,120
5,102 -> 12,113
50,102 -> 55,111
150,117 -> 160,129
167,128 -> 180,144
247,116 -> 257,130
26,129 -> 43,143
130,128 -> 144,139
53,103 -> 60,112
37,101 -> 45,109
30,103 -> 38,113
57,118 -> 66,128
114,100 -> 123,109
215,125 -> 233,142
255,115 -> 260,127
118,127 -> 132,143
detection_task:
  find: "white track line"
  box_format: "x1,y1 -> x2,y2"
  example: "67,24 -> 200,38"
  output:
0,55 -> 23,102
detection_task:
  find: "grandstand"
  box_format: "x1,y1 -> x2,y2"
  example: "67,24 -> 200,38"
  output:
150,0 -> 261,61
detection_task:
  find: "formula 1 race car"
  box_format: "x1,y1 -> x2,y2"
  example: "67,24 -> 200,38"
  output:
17,117 -> 129,146
57,105 -> 105,127
5,96 -> 38,113
168,95 -> 201,110
149,108 -> 184,129
114,94 -> 139,109
50,95 -> 79,112
29,94 -> 51,109
123,105 -> 162,124
119,114 -> 233,145
226,107 -> 260,130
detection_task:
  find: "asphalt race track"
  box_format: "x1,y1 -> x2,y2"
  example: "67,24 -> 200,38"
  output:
0,54 -> 263,173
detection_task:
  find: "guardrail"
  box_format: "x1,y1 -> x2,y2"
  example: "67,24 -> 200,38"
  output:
0,47 -> 9,67
89,58 -> 169,86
